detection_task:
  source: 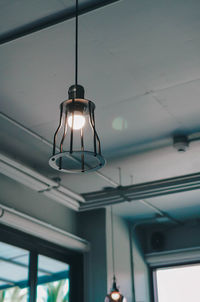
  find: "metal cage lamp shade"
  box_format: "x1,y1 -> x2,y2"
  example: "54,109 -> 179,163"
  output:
49,84 -> 105,172
49,0 -> 105,173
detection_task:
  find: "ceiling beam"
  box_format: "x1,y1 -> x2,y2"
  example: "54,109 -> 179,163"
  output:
80,172 -> 200,211
0,0 -> 120,46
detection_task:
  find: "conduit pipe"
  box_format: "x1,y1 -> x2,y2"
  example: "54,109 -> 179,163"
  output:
0,153 -> 84,211
0,204 -> 89,252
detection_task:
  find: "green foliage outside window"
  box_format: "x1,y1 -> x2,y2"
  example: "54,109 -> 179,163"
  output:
0,287 -> 27,302
0,279 -> 69,302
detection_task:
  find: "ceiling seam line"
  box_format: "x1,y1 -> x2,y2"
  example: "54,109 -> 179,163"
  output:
150,92 -> 186,128
151,77 -> 200,94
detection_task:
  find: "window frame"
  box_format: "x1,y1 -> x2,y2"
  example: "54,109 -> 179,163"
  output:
151,260 -> 200,302
0,223 -> 83,302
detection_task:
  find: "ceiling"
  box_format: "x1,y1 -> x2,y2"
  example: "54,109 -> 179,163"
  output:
1,0 -> 200,223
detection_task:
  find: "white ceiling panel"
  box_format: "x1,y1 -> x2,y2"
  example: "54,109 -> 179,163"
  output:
96,93 -> 179,155
113,200 -> 155,221
111,190 -> 200,222
154,80 -> 200,132
148,190 -> 200,221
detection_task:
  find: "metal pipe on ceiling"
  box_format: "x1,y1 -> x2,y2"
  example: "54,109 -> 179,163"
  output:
80,172 -> 200,211
0,0 -> 120,46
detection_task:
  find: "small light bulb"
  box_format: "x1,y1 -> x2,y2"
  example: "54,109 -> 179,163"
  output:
68,114 -> 85,130
111,291 -> 120,301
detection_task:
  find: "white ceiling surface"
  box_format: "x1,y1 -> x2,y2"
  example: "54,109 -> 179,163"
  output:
1,0 -> 200,220
114,189 -> 200,222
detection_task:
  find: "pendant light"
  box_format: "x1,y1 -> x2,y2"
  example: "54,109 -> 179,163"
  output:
49,0 -> 105,173
105,206 -> 127,302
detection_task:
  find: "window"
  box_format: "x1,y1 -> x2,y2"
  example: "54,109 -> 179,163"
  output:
37,255 -> 70,302
0,242 -> 29,302
0,224 -> 83,302
153,263 -> 200,302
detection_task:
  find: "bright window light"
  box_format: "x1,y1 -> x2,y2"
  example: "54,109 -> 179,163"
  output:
154,263 -> 200,302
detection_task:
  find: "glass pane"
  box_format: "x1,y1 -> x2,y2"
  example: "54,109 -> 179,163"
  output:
155,264 -> 200,302
0,242 -> 29,302
37,255 -> 70,302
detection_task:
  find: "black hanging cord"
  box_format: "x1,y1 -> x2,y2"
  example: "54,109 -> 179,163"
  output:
75,0 -> 78,86
111,205 -> 115,278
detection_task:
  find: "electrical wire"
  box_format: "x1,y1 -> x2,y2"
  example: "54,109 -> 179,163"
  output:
111,205 -> 116,277
75,0 -> 78,86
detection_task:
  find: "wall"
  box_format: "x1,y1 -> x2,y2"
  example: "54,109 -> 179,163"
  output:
131,228 -> 151,302
78,209 -> 108,302
143,221 -> 200,254
78,207 -> 151,302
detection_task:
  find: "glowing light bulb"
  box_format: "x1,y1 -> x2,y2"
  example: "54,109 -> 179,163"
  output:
68,114 -> 85,130
111,291 -> 120,301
